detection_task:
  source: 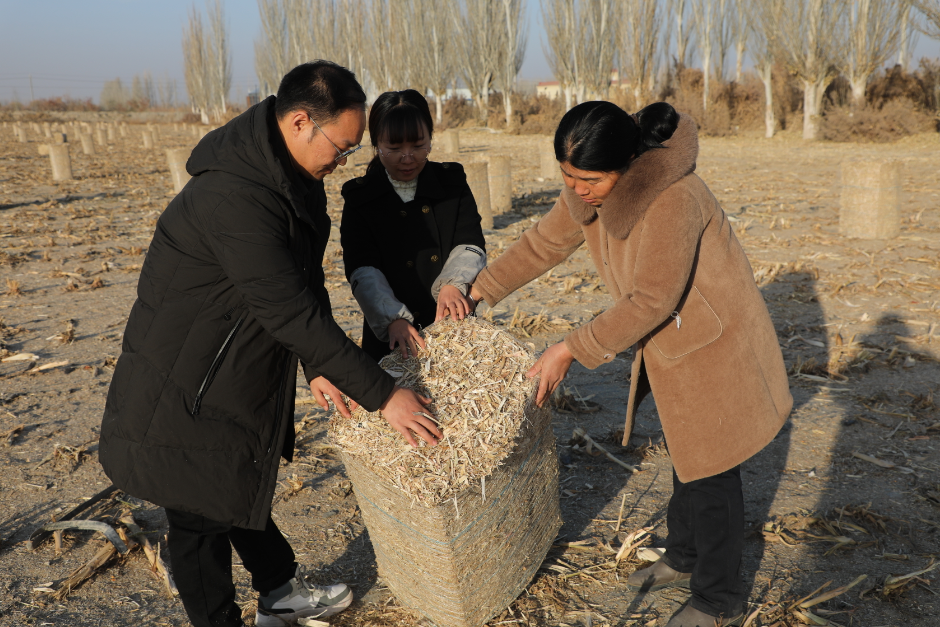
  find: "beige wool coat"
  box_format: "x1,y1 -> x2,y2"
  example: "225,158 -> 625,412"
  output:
474,114 -> 792,482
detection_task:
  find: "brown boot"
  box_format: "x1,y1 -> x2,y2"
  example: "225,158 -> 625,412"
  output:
626,560 -> 691,592
665,605 -> 743,627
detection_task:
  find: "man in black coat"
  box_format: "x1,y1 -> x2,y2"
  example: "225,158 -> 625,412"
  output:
99,61 -> 442,627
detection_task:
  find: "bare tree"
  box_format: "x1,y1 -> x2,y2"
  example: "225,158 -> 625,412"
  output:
365,0 -> 394,92
255,0 -> 288,97
619,0 -> 662,108
574,0 -> 616,103
844,0 -> 900,105
713,0 -> 735,82
910,0 -> 940,35
336,0 -> 368,93
206,0 -> 231,119
669,0 -> 696,68
897,0 -> 920,69
542,0 -> 578,110
183,6 -> 211,122
733,0 -> 749,82
255,0 -> 349,99
132,72 -> 156,106
690,0 -> 716,111
100,79 -> 128,110
363,0 -> 420,94
157,73 -> 179,108
455,0 -> 502,124
412,0 -> 457,124
747,0 -> 784,137
772,0 -> 846,139
492,0 -> 527,127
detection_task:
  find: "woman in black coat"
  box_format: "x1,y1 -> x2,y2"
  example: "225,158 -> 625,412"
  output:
341,90 -> 486,361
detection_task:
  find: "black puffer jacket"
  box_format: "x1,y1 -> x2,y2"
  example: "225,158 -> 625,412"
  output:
340,162 -> 485,359
99,97 -> 394,530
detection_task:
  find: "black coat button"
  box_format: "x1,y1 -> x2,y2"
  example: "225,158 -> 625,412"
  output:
406,260 -> 414,268
431,255 -> 439,262
422,205 -> 431,214
400,210 -> 407,217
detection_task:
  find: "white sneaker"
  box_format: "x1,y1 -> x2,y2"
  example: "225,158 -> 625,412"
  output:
254,566 -> 353,626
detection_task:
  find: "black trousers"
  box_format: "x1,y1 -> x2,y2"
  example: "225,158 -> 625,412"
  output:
165,508 -> 298,627
661,465 -> 745,618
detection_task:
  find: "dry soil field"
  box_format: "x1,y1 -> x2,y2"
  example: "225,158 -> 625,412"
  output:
0,118 -> 939,627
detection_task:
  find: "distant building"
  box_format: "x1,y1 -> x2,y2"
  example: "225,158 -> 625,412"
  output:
536,70 -> 630,100
246,90 -> 260,107
427,87 -> 474,101
536,81 -> 562,99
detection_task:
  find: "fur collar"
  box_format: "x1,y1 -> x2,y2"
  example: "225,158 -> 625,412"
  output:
564,113 -> 699,239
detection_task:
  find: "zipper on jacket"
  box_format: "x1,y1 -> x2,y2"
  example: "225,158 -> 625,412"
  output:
192,311 -> 247,416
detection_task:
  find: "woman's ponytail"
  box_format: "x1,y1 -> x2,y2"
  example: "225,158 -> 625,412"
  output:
634,102 -> 680,157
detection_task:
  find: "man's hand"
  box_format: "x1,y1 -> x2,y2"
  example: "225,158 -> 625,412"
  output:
388,319 -> 426,358
381,386 -> 442,447
435,284 -> 472,322
309,376 -> 359,418
526,341 -> 575,408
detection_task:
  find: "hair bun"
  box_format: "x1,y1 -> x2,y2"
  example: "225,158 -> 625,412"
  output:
635,103 -> 680,151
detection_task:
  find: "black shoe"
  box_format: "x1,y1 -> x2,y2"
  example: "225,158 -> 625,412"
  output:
665,604 -> 743,627
626,560 -> 692,592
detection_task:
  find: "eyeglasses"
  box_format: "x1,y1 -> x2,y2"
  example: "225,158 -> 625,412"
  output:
378,144 -> 432,163
309,115 -> 363,163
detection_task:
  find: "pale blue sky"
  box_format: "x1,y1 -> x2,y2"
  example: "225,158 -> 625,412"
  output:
0,1 -> 937,105
0,0 -> 552,104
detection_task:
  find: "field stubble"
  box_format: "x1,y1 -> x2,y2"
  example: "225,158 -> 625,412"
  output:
0,123 -> 939,626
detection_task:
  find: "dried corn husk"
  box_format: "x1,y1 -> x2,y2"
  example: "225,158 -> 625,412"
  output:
330,317 -> 539,507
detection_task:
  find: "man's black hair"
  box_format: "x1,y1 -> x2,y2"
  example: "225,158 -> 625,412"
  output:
275,60 -> 367,124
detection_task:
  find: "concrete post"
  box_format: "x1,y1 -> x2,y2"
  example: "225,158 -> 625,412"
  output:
80,134 -> 95,156
486,155 -> 512,215
38,144 -> 50,156
49,144 -> 73,181
51,132 -> 66,144
465,161 -> 493,230
15,126 -> 27,143
119,124 -> 127,138
142,131 -> 154,149
539,140 -> 557,180
438,130 -> 460,157
107,125 -> 116,142
43,122 -> 52,138
95,128 -> 107,146
840,160 -> 901,239
166,148 -> 192,194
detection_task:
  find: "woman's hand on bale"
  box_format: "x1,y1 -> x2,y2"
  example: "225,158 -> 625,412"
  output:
388,319 -> 426,358
435,284 -> 472,322
309,376 -> 359,418
381,386 -> 442,447
527,341 -> 575,408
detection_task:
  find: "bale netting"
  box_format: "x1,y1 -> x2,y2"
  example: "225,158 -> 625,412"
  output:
330,317 -> 561,627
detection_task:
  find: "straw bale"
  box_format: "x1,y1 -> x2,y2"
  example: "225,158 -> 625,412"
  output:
330,317 -> 561,627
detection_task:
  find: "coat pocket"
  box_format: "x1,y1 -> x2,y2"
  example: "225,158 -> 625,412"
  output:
191,311 -> 247,415
647,287 -> 722,359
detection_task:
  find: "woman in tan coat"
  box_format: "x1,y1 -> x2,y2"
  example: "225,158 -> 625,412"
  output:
466,102 -> 792,627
